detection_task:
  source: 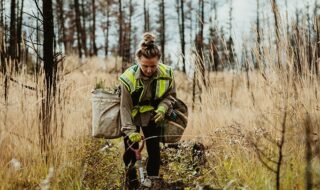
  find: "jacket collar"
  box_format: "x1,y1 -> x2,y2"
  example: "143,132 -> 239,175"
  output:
135,64 -> 161,80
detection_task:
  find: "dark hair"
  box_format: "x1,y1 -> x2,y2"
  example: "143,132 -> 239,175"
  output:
135,32 -> 161,59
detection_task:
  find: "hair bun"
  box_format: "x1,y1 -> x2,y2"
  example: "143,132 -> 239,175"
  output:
142,32 -> 156,46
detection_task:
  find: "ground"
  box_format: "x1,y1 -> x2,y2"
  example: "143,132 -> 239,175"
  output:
81,138 -> 216,190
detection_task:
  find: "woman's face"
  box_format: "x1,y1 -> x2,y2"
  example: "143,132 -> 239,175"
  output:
138,56 -> 159,77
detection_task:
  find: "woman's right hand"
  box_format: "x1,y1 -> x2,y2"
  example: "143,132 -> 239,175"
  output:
129,132 -> 142,142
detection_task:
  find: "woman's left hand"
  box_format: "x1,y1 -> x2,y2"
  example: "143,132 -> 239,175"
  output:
153,106 -> 166,123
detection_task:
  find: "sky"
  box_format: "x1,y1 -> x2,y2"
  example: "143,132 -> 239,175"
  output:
217,0 -> 313,52
4,0 -> 317,68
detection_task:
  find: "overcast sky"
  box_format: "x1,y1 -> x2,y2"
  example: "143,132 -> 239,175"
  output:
6,0 -> 317,67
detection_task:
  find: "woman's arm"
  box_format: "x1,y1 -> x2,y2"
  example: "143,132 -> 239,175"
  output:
120,84 -> 136,136
157,79 -> 177,113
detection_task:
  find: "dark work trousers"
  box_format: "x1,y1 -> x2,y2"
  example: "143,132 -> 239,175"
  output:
123,122 -> 161,177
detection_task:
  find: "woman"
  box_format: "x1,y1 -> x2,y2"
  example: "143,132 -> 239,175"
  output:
119,32 -> 176,189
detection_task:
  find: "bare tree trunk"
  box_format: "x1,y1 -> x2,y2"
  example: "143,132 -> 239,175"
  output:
128,0 -> 133,63
81,0 -> 88,56
56,0 -> 67,53
305,113 -> 313,190
92,0 -> 97,56
122,0 -> 132,66
209,1 -> 219,72
180,0 -> 185,72
143,0 -> 150,32
271,0 -> 281,68
17,0 -> 24,62
9,0 -> 17,67
196,0 -> 205,86
0,2 -> 8,103
160,0 -> 165,64
307,3 -> 313,74
0,0 -> 4,25
105,2 -> 110,56
118,0 -> 124,71
192,68 -> 196,110
42,0 -> 56,163
256,0 -> 262,69
315,1 -> 320,76
316,16 -> 320,76
285,0 -> 289,38
35,10 -> 40,80
74,0 -> 83,57
176,0 -> 186,72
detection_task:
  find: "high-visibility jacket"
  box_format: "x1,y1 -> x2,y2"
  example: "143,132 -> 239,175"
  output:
119,63 -> 174,117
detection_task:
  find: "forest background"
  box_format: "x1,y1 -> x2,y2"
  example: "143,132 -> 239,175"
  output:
0,0 -> 320,189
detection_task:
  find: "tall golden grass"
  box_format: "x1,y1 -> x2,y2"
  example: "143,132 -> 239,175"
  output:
0,42 -> 320,189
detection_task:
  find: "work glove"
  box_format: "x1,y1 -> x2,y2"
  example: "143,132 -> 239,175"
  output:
153,105 -> 166,123
129,132 -> 142,143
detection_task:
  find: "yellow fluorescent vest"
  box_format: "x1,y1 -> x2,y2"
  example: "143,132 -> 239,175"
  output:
119,63 -> 174,118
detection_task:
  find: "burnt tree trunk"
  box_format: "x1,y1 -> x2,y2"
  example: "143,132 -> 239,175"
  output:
316,16 -> 320,76
159,0 -> 165,64
118,0 -> 125,71
196,0 -> 205,86
176,0 -> 186,72
42,0 -> 56,162
81,0 -> 88,56
256,0 -> 262,69
143,0 -> 150,32
56,0 -> 67,53
125,0 -> 133,64
74,0 -> 83,57
271,0 -> 281,68
180,0 -> 185,72
17,0 -> 24,62
9,0 -> 17,68
104,1 -> 110,56
0,0 -> 8,103
307,3 -> 313,74
92,0 -> 97,56
0,0 -> 3,25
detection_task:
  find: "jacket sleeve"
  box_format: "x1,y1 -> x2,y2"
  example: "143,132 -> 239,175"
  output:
157,78 -> 177,113
120,84 -> 136,136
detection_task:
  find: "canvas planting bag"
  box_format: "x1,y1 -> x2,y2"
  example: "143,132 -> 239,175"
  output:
160,98 -> 188,143
91,89 -> 122,139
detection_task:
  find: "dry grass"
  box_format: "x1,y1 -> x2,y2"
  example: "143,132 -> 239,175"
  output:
0,53 -> 320,189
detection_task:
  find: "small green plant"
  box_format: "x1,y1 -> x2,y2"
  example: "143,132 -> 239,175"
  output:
94,78 -> 106,90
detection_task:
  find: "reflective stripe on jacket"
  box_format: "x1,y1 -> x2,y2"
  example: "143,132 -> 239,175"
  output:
119,63 -> 173,117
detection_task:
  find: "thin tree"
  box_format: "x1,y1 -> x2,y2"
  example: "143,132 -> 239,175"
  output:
208,0 -> 220,71
143,0 -> 150,32
122,0 -> 133,65
195,0 -> 205,86
74,0 -> 83,57
103,0 -> 111,56
42,0 -> 57,162
176,0 -> 186,72
17,0 -> 24,62
226,0 -> 235,67
91,0 -> 97,56
251,90 -> 289,190
56,0 -> 67,53
255,0 -> 262,69
118,0 -> 124,71
271,0 -> 281,68
0,0 -> 8,103
315,10 -> 320,75
159,0 -> 166,64
81,0 -> 88,56
307,3 -> 313,74
0,0 -> 3,26
9,0 -> 17,67
304,113 -> 313,190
